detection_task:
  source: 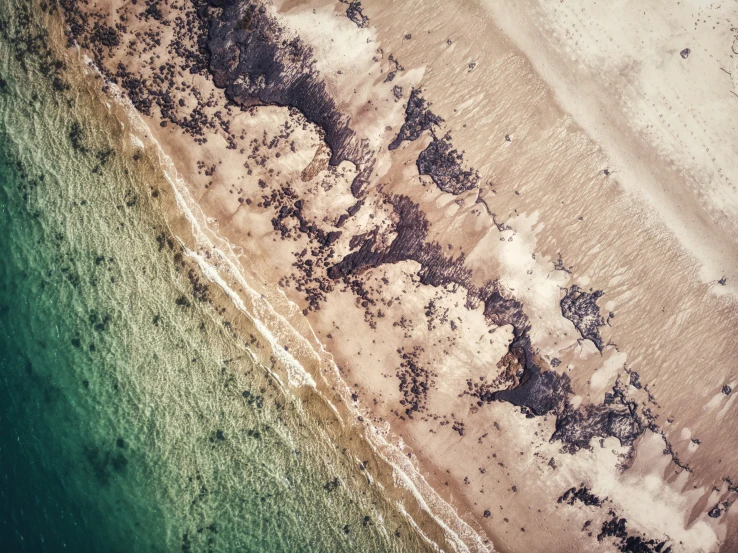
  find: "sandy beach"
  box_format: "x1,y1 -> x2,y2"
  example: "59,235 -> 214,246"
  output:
56,0 -> 738,551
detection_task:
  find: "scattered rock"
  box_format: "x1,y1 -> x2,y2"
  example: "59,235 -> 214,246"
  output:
558,485 -> 605,507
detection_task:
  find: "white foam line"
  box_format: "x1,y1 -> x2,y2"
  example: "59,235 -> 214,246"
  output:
396,503 -> 443,553
184,246 -> 315,388
83,54 -> 316,389
387,443 -> 490,553
79,51 -> 495,553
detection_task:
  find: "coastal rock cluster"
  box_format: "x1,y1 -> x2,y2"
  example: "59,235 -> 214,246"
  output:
389,88 -> 480,194
58,0 -> 678,471
388,88 -> 443,150
54,0 -> 734,550
206,0 -> 375,195
416,134 -> 481,195
560,285 -> 607,351
339,0 -> 369,29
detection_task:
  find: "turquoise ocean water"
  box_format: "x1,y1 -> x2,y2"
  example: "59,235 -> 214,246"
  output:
0,3 -> 439,552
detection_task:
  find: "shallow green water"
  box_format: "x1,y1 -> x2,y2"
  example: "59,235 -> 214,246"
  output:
0,3 -> 436,552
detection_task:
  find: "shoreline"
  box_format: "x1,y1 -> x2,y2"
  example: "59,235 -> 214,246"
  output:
68,21 -> 496,553
49,0 -> 738,551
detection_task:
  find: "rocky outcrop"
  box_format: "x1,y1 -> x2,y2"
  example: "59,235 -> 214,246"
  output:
552,400 -> 646,454
561,285 -> 606,351
339,0 -> 369,29
206,0 -> 374,194
328,194 -> 470,287
416,134 -> 480,195
388,88 -> 443,150
558,486 -> 605,507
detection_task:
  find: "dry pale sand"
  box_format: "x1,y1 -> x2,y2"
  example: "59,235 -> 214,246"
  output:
61,0 -> 738,551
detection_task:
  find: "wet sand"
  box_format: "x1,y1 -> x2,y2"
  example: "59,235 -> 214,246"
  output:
57,0 -> 738,551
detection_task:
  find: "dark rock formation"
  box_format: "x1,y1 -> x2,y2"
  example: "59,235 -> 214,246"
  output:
708,502 -> 726,518
328,194 -> 470,287
629,372 -> 642,390
417,134 -> 480,195
479,338 -> 655,455
388,88 -> 443,150
552,399 -> 645,454
91,23 -> 119,47
489,356 -> 570,416
483,290 -> 527,329
206,0 -> 374,194
598,514 -> 671,553
340,1 -> 369,29
558,485 -> 605,507
386,87 -> 479,194
560,285 -> 606,350
328,194 -> 654,454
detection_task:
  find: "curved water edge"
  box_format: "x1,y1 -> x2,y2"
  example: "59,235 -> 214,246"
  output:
88,15 -> 493,553
0,2 -> 494,552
